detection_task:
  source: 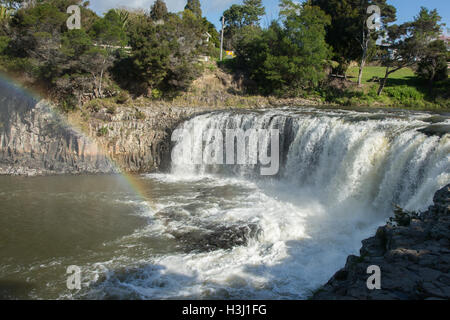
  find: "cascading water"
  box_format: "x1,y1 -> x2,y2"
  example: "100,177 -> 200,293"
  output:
172,108 -> 449,212
78,107 -> 449,300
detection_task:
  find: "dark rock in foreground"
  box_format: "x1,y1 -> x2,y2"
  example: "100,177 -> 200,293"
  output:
313,184 -> 450,300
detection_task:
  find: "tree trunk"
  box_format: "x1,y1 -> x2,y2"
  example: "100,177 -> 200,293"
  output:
99,68 -> 105,98
377,67 -> 390,96
428,65 -> 436,95
358,33 -> 369,87
357,58 -> 366,87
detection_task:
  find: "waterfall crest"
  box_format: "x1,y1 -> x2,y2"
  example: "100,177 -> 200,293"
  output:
172,108 -> 450,212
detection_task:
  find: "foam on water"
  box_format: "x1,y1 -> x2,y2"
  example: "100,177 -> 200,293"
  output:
77,108 -> 449,300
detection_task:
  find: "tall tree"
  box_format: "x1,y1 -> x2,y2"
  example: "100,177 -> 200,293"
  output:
150,0 -> 168,21
355,0 -> 396,86
310,0 -> 361,75
222,0 -> 265,50
185,0 -> 201,18
242,0 -> 265,26
416,39 -> 448,93
237,1 -> 331,95
377,7 -> 443,95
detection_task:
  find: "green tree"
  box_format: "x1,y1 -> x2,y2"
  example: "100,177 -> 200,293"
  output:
222,0 -> 265,50
150,0 -> 168,21
377,7 -> 443,95
129,18 -> 170,95
310,0 -> 361,75
237,1 -> 331,95
355,0 -> 396,86
243,0 -> 265,26
416,40 -> 448,93
185,0 -> 202,18
91,9 -> 128,47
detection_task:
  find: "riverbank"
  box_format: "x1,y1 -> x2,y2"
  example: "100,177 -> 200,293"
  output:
312,184 -> 450,300
1,82 -> 449,299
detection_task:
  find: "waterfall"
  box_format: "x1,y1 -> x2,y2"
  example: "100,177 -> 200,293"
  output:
172,108 -> 450,212
75,107 -> 449,300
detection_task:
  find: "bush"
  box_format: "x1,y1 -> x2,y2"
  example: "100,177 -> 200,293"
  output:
151,88 -> 162,99
135,110 -> 146,120
89,100 -> 102,113
384,86 -> 424,104
116,91 -> 130,104
106,105 -> 117,115
60,97 -> 77,113
97,126 -> 109,137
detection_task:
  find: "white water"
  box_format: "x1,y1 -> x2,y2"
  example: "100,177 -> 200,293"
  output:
80,107 -> 449,300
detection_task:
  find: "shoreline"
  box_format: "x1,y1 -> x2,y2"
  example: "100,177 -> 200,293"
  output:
312,184 -> 450,300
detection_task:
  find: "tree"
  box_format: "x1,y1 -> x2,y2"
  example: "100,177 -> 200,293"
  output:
416,40 -> 448,93
129,19 -> 170,95
237,1 -> 331,95
377,7 -> 443,95
355,0 -> 396,86
310,0 -> 361,75
310,0 -> 396,79
242,0 -> 265,26
150,0 -> 168,22
222,0 -> 265,50
185,0 -> 201,18
89,9 -> 128,97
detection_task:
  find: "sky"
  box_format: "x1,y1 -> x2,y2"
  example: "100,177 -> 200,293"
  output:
89,0 -> 450,34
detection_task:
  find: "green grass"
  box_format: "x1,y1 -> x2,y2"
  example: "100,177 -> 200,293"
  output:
340,66 -> 449,111
346,66 -> 416,85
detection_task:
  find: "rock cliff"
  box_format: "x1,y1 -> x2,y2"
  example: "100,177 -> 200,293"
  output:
0,81 -> 206,175
313,184 -> 450,300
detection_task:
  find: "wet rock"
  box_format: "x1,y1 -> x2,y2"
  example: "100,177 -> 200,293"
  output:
312,184 -> 450,300
171,223 -> 261,253
417,125 -> 450,137
0,81 -> 213,175
0,82 -> 115,175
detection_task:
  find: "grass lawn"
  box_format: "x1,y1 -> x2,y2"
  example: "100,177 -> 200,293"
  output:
346,66 -> 417,86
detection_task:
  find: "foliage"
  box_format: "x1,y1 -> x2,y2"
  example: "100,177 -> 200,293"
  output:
222,0 -> 265,50
185,0 -> 202,18
376,7 -> 444,95
150,0 -> 168,21
416,40 -> 448,87
235,2 -> 331,96
310,0 -> 396,75
97,126 -> 108,137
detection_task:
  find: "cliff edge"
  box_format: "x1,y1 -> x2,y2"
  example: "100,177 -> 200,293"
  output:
313,184 -> 450,300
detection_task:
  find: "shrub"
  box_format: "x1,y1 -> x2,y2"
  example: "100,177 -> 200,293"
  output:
384,86 -> 424,105
106,105 -> 117,115
89,100 -> 102,113
135,110 -> 146,120
116,91 -> 130,104
151,88 -> 162,99
97,126 -> 109,137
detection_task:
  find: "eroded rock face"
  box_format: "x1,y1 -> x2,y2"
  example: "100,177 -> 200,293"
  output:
0,81 -> 208,175
0,82 -> 115,175
312,184 -> 450,300
86,106 -> 209,173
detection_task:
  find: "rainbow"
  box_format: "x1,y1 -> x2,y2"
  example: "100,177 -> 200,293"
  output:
0,73 -> 155,211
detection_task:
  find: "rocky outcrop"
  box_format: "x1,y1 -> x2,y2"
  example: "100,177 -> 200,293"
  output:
84,106 -> 211,173
0,82 -> 115,175
313,184 -> 450,300
0,80 -> 211,175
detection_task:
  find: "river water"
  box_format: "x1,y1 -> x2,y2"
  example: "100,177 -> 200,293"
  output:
0,107 -> 449,299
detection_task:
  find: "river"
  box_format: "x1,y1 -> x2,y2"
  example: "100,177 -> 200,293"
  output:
0,107 -> 449,299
